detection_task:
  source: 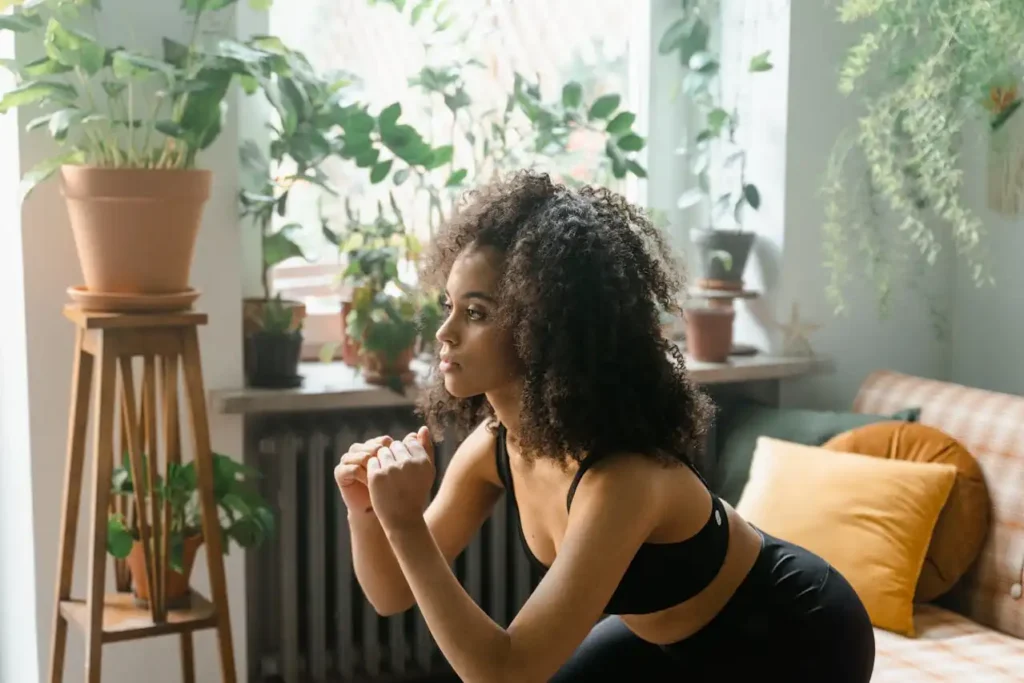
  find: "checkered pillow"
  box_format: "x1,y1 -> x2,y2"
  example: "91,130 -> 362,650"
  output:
873,604 -> 1024,681
854,371 -> 1024,640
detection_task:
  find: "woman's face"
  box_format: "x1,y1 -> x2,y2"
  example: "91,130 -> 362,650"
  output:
435,245 -> 521,399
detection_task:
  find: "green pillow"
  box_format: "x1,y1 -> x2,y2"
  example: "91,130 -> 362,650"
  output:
713,401 -> 921,506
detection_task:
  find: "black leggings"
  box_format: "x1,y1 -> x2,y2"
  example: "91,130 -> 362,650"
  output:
551,529 -> 875,682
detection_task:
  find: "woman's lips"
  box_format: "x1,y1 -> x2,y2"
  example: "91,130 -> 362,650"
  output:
440,358 -> 460,373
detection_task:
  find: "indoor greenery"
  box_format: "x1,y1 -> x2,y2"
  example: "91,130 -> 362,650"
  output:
822,0 -> 1024,318
0,0 -> 276,200
106,451 -> 274,571
308,0 -> 648,387
658,0 -> 772,230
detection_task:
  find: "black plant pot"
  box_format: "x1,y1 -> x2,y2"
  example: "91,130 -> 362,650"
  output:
245,330 -> 303,389
690,229 -> 756,290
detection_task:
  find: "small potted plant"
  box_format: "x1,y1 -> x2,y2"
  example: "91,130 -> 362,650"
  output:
106,451 -> 274,609
659,3 -> 773,291
327,195 -> 430,389
0,0 -> 274,305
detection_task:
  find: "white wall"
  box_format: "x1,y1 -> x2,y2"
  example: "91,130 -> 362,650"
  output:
0,2 -> 264,681
775,0 -> 953,409
951,121 -> 1024,395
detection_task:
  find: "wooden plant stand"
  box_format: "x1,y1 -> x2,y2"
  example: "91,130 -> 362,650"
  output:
48,306 -> 236,683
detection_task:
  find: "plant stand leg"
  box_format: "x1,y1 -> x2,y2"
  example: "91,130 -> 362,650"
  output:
181,632 -> 195,683
48,329 -> 94,683
181,327 -> 237,683
85,333 -> 118,683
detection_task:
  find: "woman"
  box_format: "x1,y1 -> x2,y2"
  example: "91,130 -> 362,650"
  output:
334,171 -> 875,682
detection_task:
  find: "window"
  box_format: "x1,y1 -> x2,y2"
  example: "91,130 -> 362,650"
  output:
267,0 -> 649,358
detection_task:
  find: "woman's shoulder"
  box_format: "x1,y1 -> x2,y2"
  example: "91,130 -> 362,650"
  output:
447,418 -> 502,488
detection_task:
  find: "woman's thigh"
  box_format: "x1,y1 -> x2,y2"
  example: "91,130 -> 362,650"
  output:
549,616 -> 679,682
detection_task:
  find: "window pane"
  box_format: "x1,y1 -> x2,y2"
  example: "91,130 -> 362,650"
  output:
267,0 -> 640,316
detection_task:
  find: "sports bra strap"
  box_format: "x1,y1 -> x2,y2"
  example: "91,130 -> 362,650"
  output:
566,453 -> 712,512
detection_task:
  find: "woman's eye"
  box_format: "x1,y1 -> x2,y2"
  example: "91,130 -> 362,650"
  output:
467,307 -> 486,321
441,301 -> 453,315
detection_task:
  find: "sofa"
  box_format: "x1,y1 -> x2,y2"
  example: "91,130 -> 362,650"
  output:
714,370 -> 1024,681
851,371 -> 1024,681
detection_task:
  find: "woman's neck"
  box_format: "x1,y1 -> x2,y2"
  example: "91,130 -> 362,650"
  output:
486,380 -> 524,439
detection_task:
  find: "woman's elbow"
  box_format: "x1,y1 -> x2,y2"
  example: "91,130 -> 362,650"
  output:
367,595 -> 414,617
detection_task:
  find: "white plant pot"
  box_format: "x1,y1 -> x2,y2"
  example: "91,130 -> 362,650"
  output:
988,107 -> 1024,215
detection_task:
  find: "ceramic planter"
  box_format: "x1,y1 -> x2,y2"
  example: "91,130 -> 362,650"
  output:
684,306 -> 735,363
126,533 -> 204,610
60,166 -> 211,297
690,229 -> 755,291
362,346 -> 416,387
243,298 -> 306,388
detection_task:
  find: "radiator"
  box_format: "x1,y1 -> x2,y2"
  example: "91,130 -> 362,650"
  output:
244,407 -> 539,683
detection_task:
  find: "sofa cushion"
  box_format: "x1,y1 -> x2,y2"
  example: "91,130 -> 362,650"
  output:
873,604 -> 1024,681
712,400 -> 920,505
824,421 -> 991,603
736,437 -> 957,636
854,371 -> 1024,641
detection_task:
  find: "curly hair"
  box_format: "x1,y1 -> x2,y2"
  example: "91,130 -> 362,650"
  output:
416,170 -> 715,468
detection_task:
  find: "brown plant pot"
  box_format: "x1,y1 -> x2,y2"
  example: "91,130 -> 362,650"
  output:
126,533 -> 204,610
684,307 -> 735,363
362,346 -> 416,387
60,166 -> 211,295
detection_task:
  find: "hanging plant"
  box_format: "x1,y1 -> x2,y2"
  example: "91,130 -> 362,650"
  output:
822,0 -> 1024,318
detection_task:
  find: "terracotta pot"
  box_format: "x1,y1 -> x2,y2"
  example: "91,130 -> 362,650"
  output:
340,299 -> 361,367
126,533 -> 204,609
362,346 -> 416,387
60,166 -> 211,295
684,307 -> 735,363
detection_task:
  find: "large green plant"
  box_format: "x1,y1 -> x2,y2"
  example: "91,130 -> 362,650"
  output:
0,0 -> 275,199
658,0 -> 772,230
235,36 -> 444,302
822,0 -> 1024,317
106,451 -> 274,571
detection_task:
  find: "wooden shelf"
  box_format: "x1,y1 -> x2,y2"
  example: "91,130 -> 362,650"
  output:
59,591 -> 218,644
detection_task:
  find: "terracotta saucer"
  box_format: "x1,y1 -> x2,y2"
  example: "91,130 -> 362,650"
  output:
67,285 -> 201,313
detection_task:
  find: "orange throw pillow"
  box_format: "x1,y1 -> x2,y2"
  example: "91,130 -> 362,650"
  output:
736,437 -> 957,636
823,421 -> 990,603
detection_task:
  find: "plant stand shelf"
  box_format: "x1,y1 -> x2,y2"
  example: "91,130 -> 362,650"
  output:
59,591 -> 218,644
48,305 -> 237,683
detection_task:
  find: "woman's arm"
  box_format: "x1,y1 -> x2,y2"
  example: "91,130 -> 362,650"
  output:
345,422 -> 503,615
376,439 -> 659,683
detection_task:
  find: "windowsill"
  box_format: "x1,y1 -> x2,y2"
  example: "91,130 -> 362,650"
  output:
211,349 -> 834,415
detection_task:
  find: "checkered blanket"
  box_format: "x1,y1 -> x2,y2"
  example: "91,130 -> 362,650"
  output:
854,371 -> 1024,680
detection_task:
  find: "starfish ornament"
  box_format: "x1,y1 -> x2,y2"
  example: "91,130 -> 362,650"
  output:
775,302 -> 822,357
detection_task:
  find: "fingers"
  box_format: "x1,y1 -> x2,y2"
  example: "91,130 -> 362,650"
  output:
416,426 -> 434,462
334,462 -> 368,486
376,445 -> 397,467
390,440 -> 414,462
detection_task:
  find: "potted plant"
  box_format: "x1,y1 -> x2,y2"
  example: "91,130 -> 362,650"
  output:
822,0 -> 1024,318
235,35 -> 445,384
327,195 -> 427,389
658,0 -> 773,291
106,451 -> 274,609
0,0 -> 274,306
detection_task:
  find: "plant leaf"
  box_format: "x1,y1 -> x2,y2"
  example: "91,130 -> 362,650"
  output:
370,159 -> 393,183
749,50 -> 773,72
0,80 -> 78,113
44,19 -> 105,75
106,516 -> 134,559
606,111 -> 635,135
263,225 -> 306,268
445,168 -> 467,186
677,188 -> 704,210
617,133 -> 644,151
48,107 -> 83,141
561,81 -> 582,109
743,183 -> 761,210
111,50 -> 175,82
588,93 -> 620,120
0,13 -> 44,33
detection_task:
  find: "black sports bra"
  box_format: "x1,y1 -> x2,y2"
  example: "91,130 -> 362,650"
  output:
495,425 -> 730,615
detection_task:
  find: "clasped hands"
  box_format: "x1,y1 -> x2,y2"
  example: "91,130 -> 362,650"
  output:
334,426 -> 436,533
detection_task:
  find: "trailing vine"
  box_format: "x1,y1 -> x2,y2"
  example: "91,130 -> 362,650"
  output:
823,0 -> 1024,317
